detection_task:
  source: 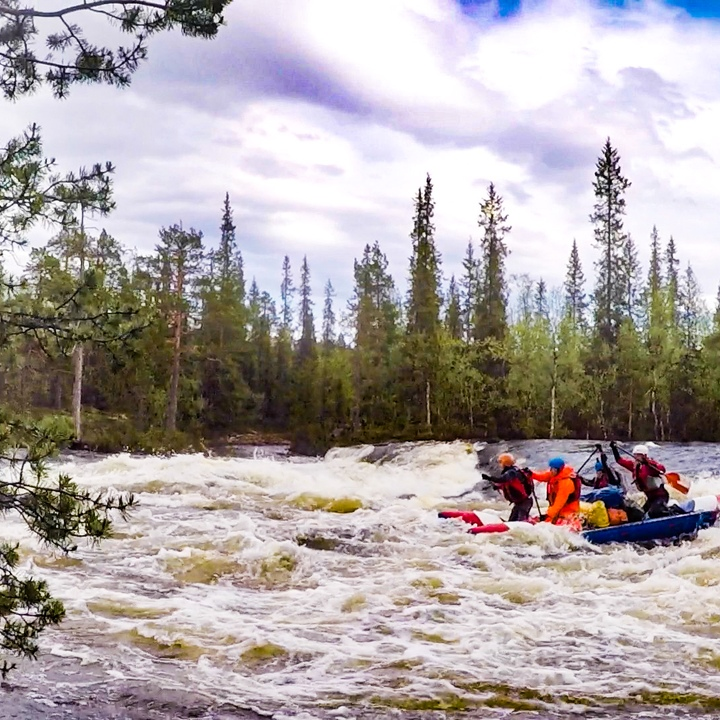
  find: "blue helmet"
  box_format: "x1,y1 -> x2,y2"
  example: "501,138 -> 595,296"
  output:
595,460 -> 603,472
548,457 -> 565,470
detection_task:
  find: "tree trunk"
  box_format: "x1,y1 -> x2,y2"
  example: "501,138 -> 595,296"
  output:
628,391 -> 633,440
72,344 -> 84,440
166,262 -> 186,434
651,383 -> 659,440
425,380 -> 431,428
166,311 -> 183,433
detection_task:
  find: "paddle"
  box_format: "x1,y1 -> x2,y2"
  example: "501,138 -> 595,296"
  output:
614,443 -> 691,495
577,446 -> 600,475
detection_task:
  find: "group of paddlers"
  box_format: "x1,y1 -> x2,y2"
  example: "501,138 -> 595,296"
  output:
475,442 -> 676,529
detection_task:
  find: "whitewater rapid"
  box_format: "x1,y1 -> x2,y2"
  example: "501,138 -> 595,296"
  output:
4,440 -> 720,718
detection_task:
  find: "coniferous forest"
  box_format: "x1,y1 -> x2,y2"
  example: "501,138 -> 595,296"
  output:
5,138 -> 720,452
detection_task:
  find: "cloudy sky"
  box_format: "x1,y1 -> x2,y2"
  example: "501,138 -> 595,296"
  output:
3,0 -> 720,316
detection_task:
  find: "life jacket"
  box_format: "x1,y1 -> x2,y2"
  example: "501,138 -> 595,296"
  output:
594,467 -> 621,489
633,459 -> 665,494
496,467 -> 533,505
547,467 -> 582,511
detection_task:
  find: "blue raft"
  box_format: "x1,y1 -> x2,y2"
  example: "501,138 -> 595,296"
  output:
582,509 -> 719,545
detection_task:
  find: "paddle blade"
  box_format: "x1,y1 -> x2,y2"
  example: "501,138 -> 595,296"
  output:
665,472 -> 691,495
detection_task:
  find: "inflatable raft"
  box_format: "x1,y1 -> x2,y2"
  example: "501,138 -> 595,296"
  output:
439,495 -> 720,546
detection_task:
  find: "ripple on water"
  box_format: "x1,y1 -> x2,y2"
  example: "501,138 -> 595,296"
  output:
7,442 -> 720,718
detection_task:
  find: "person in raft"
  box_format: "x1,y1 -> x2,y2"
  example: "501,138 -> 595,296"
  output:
480,452 -> 534,522
580,444 -> 622,490
526,457 -> 582,530
609,441 -> 673,518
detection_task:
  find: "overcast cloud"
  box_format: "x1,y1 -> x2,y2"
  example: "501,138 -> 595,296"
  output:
3,0 -> 720,314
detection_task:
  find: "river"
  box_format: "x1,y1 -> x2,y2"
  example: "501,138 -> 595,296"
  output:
2,439 -> 720,719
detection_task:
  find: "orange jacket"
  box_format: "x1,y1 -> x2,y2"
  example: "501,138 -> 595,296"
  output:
531,466 -> 580,523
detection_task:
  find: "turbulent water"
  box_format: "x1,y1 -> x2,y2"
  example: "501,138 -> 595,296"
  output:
3,439 -> 720,719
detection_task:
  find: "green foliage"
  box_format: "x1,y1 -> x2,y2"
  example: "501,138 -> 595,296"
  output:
0,412 -> 135,675
0,1 -> 233,99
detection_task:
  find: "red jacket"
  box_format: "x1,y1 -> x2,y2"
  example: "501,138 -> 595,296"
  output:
616,456 -> 666,499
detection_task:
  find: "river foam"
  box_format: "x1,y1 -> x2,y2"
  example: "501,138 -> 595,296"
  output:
3,440 -> 720,718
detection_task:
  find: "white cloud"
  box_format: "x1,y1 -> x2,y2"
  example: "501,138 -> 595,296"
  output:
2,0 -> 720,310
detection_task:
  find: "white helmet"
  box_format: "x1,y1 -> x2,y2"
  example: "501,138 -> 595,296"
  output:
633,444 -> 649,456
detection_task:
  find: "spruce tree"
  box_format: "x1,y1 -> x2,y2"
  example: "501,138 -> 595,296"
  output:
445,276 -> 463,340
665,236 -> 680,325
216,192 -> 244,300
322,279 -> 336,347
564,239 -> 586,326
349,242 -> 399,429
474,182 -> 510,344
404,174 -> 442,427
622,234 -> 642,324
297,256 -> 315,360
646,226 -> 664,321
406,174 -> 442,337
280,255 -> 294,331
678,263 -> 704,350
154,223 -> 204,433
535,279 -> 548,319
590,138 -> 631,342
460,239 -> 478,342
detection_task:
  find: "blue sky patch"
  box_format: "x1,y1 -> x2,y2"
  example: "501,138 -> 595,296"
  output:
456,0 -> 720,19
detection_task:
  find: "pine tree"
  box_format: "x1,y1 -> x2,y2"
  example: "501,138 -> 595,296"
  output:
406,175 -> 442,337
535,279 -> 548,319
445,276 -> 462,340
404,174 -> 443,427
590,138 -> 631,342
665,236 -> 680,325
280,255 -> 294,331
349,242 -> 399,429
196,193 -> 249,432
297,256 -> 315,360
0,1 -> 232,100
216,192 -> 244,300
322,279 -> 336,347
622,234 -> 642,323
460,239 -> 478,342
564,239 -> 586,326
154,224 -> 204,433
678,263 -> 705,350
474,182 -> 510,343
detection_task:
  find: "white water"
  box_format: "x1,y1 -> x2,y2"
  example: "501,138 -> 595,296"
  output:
5,441 -> 720,717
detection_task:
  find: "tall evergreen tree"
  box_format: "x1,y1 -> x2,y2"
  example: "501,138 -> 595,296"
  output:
678,263 -> 705,350
564,239 -> 586,326
535,279 -> 548,319
196,194 -> 250,432
665,235 -> 680,325
297,256 -> 315,360
622,234 -> 642,323
460,239 -> 478,342
154,223 -> 204,433
322,279 -> 336,347
349,242 -> 399,430
445,276 -> 463,340
406,175 -> 442,337
404,174 -> 442,427
590,138 -> 631,341
474,182 -> 510,344
280,255 -> 294,331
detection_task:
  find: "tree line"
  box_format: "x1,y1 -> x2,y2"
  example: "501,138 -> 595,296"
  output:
5,139 -> 720,451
